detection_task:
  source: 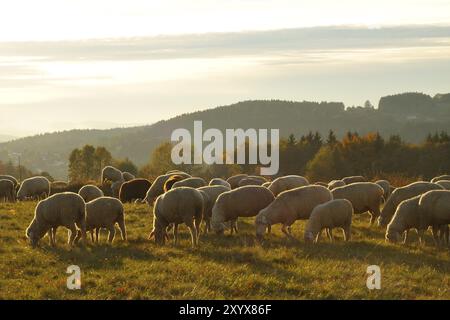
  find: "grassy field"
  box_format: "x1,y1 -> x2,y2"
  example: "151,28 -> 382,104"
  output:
0,201 -> 449,300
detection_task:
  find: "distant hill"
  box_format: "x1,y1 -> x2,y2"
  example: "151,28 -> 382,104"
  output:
0,135 -> 16,143
1,92 -> 449,179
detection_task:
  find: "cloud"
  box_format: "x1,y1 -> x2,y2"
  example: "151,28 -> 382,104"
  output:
1,25 -> 450,62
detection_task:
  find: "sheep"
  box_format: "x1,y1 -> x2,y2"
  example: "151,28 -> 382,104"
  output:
262,181 -> 271,188
78,184 -> 104,203
0,175 -> 19,189
85,197 -> 126,243
385,195 -> 423,244
172,177 -> 207,189
17,176 -> 50,201
226,174 -> 248,189
101,166 -> 123,183
268,175 -> 309,196
375,179 -> 392,201
211,186 -> 275,234
342,175 -> 366,184
418,190 -> 450,246
25,192 -> 87,247
304,199 -> 353,243
122,172 -> 135,182
238,177 -> 265,187
119,178 -> 152,203
436,180 -> 450,190
197,185 -> 231,233
255,185 -> 332,241
144,172 -> 191,205
378,181 -> 444,227
149,187 -> 204,247
328,180 -> 346,190
111,179 -> 125,199
209,178 -> 231,189
0,179 -> 15,202
166,170 -> 189,175
331,182 -> 383,225
431,174 -> 450,183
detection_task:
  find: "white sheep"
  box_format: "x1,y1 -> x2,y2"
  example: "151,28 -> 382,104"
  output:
226,174 -> 248,189
17,176 -> 50,201
328,180 -> 346,190
25,192 -> 86,247
101,166 -> 123,183
209,178 -> 231,189
197,185 -> 231,233
78,184 -> 104,203
144,172 -> 191,204
304,199 -> 353,243
85,197 -> 126,243
268,175 -> 309,196
331,182 -> 383,225
122,172 -> 135,182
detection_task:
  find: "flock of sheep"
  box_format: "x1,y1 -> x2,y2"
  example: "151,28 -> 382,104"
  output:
1,168 -> 450,248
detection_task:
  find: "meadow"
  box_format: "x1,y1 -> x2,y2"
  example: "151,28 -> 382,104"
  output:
0,201 -> 449,300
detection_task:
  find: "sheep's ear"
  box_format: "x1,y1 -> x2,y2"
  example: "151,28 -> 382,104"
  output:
148,230 -> 155,240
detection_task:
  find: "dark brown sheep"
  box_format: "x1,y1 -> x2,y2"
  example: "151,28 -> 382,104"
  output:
119,179 -> 152,203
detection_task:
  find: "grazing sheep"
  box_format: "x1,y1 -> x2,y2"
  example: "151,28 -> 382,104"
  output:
166,170 -> 189,175
78,184 -> 104,203
328,180 -> 346,190
431,174 -> 450,183
144,172 -> 191,204
385,195 -> 423,244
268,175 -> 309,196
211,186 -> 275,234
0,179 -> 15,202
172,177 -> 207,190
111,179 -> 125,199
378,181 -> 444,227
375,180 -> 392,201
122,172 -> 135,182
418,190 -> 450,246
17,176 -> 50,201
0,175 -> 18,189
342,176 -> 366,184
101,166 -> 123,183
25,192 -> 87,247
209,178 -> 231,189
304,199 -> 353,243
119,178 -> 152,203
197,185 -> 231,233
149,187 -> 204,247
436,180 -> 450,190
238,177 -> 265,187
226,174 -> 248,189
255,185 -> 332,241
85,197 -> 126,243
331,182 -> 383,225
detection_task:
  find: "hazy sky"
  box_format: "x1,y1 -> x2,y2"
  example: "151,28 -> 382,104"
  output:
1,0 -> 450,136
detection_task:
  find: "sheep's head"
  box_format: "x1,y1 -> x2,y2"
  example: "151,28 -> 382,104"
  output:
385,226 -> 401,243
25,220 -> 44,248
210,204 -> 225,234
148,227 -> 167,246
255,211 -> 269,242
304,230 -> 316,244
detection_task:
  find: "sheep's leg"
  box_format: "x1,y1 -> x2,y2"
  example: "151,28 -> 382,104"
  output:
267,224 -> 271,234
95,228 -> 100,243
48,229 -> 54,246
431,226 -> 440,247
107,225 -> 116,243
68,224 -> 77,246
90,230 -> 94,242
117,217 -> 127,241
186,221 -> 198,247
343,226 -> 351,241
173,223 -> 179,245
402,230 -> 410,244
194,218 -> 202,241
417,229 -> 425,246
327,228 -> 334,242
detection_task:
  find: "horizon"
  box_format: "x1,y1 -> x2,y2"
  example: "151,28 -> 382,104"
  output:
2,1 -> 450,137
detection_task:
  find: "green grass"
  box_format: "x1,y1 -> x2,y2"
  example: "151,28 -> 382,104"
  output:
0,201 -> 449,300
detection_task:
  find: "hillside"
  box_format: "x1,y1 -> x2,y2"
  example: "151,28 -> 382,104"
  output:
0,135 -> 16,143
1,92 -> 450,179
